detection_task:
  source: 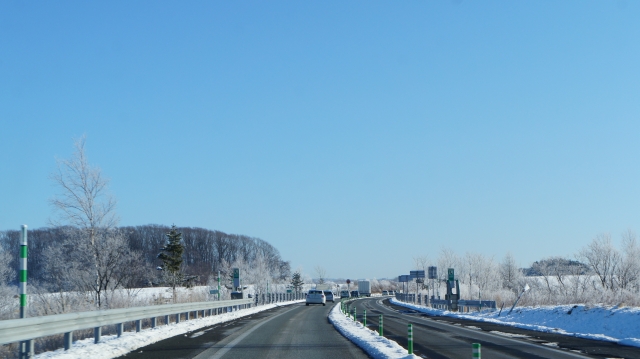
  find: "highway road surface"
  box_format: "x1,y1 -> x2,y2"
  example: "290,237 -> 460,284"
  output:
348,297 -> 640,359
117,302 -> 369,359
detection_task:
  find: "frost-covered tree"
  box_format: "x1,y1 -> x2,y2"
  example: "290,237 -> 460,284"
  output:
578,233 -> 621,290
49,135 -> 118,241
499,252 -> 521,294
0,244 -> 14,286
615,230 -> 640,291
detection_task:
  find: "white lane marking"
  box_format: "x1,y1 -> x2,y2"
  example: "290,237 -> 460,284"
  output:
195,305 -> 299,359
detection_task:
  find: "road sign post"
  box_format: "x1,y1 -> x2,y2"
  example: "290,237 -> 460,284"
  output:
379,315 -> 383,336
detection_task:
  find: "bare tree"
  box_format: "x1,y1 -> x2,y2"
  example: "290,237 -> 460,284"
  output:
314,266 -> 327,284
615,229 -> 640,290
499,252 -> 521,294
50,135 -> 118,240
577,233 -> 621,290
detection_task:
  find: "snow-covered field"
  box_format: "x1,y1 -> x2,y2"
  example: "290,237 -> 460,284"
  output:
328,302 -> 417,359
34,300 -> 304,359
390,298 -> 640,348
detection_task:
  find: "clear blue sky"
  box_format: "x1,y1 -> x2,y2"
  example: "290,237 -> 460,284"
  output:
1,1 -> 639,279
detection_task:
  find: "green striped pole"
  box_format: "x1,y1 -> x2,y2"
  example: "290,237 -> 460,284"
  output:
379,315 -> 383,336
408,323 -> 413,354
354,307 -> 357,322
473,343 -> 481,358
363,309 -> 366,327
19,225 -> 28,318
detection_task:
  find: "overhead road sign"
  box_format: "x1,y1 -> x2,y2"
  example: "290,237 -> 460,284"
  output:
410,270 -> 425,279
428,266 -> 437,279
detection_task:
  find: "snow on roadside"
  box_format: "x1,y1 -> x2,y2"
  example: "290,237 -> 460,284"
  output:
390,298 -> 640,348
328,302 -> 418,359
35,300 -> 304,359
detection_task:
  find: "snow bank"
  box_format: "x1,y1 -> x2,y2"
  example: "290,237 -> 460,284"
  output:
328,302 -> 418,359
390,298 -> 640,348
35,300 -> 304,359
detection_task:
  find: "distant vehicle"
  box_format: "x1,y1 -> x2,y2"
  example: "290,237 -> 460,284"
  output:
358,280 -> 371,297
350,290 -> 360,298
323,291 -> 335,302
306,290 -> 326,306
340,290 -> 350,298
315,283 -> 332,291
382,290 -> 388,295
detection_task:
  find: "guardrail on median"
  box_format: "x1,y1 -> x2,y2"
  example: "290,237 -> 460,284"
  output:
1,298 -> 253,356
394,293 -> 496,312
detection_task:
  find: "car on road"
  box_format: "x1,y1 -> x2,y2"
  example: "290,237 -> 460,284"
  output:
306,290 -> 326,306
340,290 -> 350,298
323,291 -> 335,302
382,290 -> 388,295
350,290 -> 360,298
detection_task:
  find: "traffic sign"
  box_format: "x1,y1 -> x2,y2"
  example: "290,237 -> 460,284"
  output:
428,266 -> 437,279
448,268 -> 455,281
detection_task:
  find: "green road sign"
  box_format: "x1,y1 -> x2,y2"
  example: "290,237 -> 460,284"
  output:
448,268 -> 454,281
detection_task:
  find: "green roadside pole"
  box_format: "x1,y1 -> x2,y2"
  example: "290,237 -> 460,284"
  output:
353,307 -> 357,321
408,323 -> 413,354
379,315 -> 383,336
473,343 -> 481,358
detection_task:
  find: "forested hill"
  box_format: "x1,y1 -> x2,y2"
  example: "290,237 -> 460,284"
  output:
0,225 -> 290,287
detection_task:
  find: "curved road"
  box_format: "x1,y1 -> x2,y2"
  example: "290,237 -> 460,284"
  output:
348,297 -> 639,359
117,302 -> 369,359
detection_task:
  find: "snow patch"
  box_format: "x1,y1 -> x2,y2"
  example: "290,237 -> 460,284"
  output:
390,298 -> 640,348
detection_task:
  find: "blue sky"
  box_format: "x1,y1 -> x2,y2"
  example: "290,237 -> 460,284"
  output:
1,1 -> 639,279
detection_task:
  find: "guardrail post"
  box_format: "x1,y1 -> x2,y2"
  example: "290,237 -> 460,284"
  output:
473,343 -> 481,358
164,315 -> 169,325
176,313 -> 181,323
408,323 -> 413,354
186,311 -> 190,320
64,332 -> 72,350
136,320 -> 142,332
116,323 -> 123,337
151,317 -> 157,328
379,315 -> 383,336
94,327 -> 101,343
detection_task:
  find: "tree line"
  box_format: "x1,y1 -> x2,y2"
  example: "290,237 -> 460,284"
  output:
0,224 -> 290,299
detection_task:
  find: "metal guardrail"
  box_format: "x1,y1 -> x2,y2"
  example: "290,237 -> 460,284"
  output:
0,298 -> 253,347
395,294 -> 496,311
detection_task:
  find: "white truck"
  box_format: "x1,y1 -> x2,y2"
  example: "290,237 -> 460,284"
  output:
358,280 -> 371,297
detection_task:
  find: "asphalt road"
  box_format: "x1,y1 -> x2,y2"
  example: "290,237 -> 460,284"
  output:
116,302 -> 369,359
348,297 -> 640,359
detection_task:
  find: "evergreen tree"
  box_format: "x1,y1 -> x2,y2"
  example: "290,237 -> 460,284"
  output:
290,270 -> 304,293
158,225 -> 184,302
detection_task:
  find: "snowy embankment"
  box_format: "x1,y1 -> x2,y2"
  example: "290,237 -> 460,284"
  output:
328,302 -> 418,359
390,298 -> 640,348
35,300 -> 304,359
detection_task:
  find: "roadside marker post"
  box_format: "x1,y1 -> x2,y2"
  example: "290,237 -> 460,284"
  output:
408,323 -> 413,354
473,343 -> 481,358
354,307 -> 357,321
379,315 -> 383,336
363,309 -> 366,327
